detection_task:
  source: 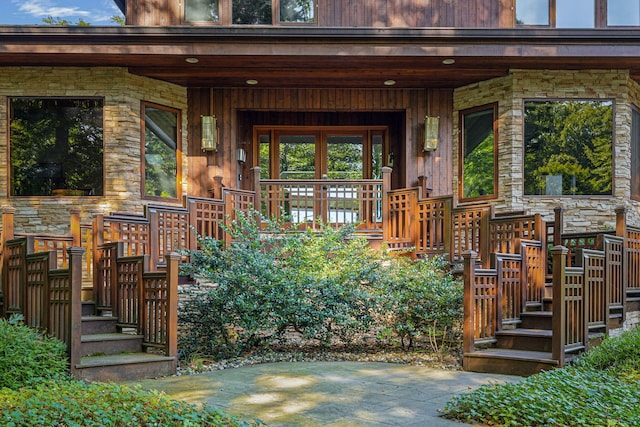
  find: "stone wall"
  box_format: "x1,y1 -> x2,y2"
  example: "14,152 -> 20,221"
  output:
454,69 -> 640,231
0,67 -> 188,234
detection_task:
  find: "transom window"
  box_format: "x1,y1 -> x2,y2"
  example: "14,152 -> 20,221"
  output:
523,100 -> 613,196
9,98 -> 104,197
142,102 -> 181,200
255,126 -> 387,180
515,0 -> 637,27
185,0 -> 315,25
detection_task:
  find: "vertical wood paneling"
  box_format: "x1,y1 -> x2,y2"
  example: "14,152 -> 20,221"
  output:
187,87 -> 453,198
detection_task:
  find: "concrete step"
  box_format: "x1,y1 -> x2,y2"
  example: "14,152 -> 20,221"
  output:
81,315 -> 119,335
495,328 -> 552,352
81,333 -> 143,357
520,311 -> 553,330
75,353 -> 176,382
463,348 -> 558,376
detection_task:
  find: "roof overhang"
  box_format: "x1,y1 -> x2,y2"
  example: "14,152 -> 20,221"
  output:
1,26 -> 640,88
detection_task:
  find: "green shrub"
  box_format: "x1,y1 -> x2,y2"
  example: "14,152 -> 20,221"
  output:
179,211 -> 462,359
0,316 -> 69,389
379,255 -> 462,350
443,366 -> 640,426
0,380 -> 263,427
574,328 -> 640,381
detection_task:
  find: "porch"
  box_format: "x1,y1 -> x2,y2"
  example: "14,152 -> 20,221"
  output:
0,168 -> 638,380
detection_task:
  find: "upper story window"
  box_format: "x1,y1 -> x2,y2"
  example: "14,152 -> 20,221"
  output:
516,0 -> 595,27
142,102 -> 181,200
9,98 -> 104,197
185,0 -> 315,25
516,0 -> 639,27
459,104 -> 498,201
523,100 -> 613,196
608,0 -> 640,26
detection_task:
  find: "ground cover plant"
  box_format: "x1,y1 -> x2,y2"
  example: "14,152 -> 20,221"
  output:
178,212 -> 462,361
442,328 -> 640,426
0,316 -> 263,427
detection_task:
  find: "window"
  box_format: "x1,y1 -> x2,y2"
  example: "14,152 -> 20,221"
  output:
142,103 -> 181,200
515,0 -> 596,27
185,0 -> 316,25
631,106 -> 640,200
608,0 -> 640,26
280,0 -> 314,23
459,105 -> 497,200
524,100 -> 613,196
185,0 -> 219,22
10,98 -> 103,197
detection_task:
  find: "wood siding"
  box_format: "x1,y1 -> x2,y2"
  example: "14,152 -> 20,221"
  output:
128,0 -> 514,28
186,88 -> 453,198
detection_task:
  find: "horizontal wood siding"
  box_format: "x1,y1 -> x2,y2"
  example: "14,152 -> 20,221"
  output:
129,0 -> 507,27
186,87 -> 453,198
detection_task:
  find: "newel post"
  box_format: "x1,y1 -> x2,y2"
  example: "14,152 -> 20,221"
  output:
615,206 -> 627,238
68,247 -> 86,376
463,251 -> 479,357
551,245 -> 568,367
1,206 -> 15,315
165,252 -> 180,362
381,167 -> 392,243
70,208 -> 81,247
553,206 -> 564,246
251,167 -> 262,223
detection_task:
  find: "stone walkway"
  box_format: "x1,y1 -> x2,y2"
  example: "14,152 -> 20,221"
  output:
137,362 -> 519,426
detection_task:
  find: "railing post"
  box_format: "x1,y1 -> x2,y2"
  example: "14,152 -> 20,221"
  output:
251,167 -> 262,223
92,213 -> 104,305
553,206 -> 564,246
165,252 -> 180,361
463,250 -> 478,358
68,247 -> 85,377
1,206 -> 15,315
70,208 -> 81,247
147,207 -> 159,271
443,198 -> 453,263
381,167 -> 392,244
223,190 -> 233,247
615,206 -> 626,238
551,245 -> 568,367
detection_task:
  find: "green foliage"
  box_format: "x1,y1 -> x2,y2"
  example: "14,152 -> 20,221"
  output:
575,328 -> 640,381
443,330 -> 640,426
179,211 -> 462,359
379,256 -> 462,350
42,16 -> 91,26
0,380 -> 264,427
0,317 -> 69,390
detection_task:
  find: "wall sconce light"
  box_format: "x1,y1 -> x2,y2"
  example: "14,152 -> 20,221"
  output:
423,115 -> 439,152
201,115 -> 217,151
237,147 -> 247,163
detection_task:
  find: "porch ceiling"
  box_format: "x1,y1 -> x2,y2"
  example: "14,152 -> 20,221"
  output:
2,26 -> 640,88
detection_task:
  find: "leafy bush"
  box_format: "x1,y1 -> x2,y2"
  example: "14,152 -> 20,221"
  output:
0,316 -> 69,389
379,255 -> 462,350
443,329 -> 640,426
179,211 -> 461,359
0,380 -> 263,427
574,328 -> 640,381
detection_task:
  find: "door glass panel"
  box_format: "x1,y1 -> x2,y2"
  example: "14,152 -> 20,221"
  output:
279,135 -> 316,179
372,133 -> 383,179
259,134 -> 270,180
556,0 -> 594,27
608,0 -> 640,26
327,135 -> 364,179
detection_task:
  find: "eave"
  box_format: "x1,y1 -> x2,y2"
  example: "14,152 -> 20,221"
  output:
1,26 -> 640,88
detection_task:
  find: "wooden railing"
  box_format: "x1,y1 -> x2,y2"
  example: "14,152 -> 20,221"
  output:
257,171 -> 384,231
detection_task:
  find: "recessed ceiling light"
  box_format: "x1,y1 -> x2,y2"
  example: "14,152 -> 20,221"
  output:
185,57 -> 199,64
246,79 -> 259,85
442,58 -> 456,65
384,79 -> 396,86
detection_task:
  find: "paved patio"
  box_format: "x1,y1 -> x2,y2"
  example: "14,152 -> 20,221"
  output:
136,362 -> 520,426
